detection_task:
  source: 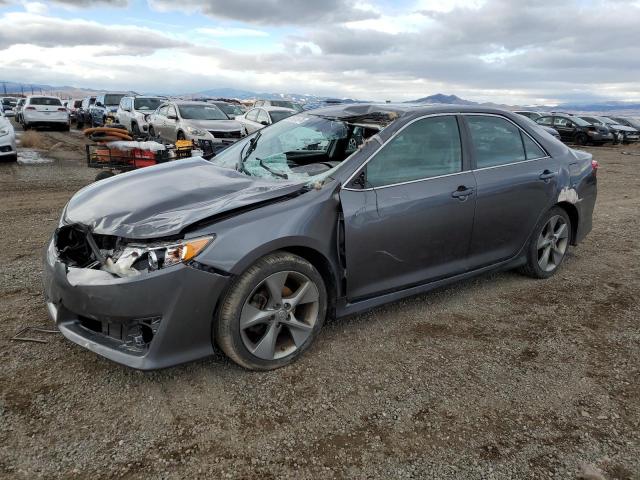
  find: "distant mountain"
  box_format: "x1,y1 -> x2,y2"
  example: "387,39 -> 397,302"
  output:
407,94 -> 477,105
555,100 -> 640,113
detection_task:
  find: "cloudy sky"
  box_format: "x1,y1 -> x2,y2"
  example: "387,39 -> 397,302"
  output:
1,0 -> 639,104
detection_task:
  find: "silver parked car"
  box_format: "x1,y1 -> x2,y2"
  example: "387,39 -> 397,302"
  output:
117,96 -> 165,136
237,106 -> 296,134
148,101 -> 245,144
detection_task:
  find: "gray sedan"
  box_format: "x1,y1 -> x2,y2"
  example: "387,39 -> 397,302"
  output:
148,100 -> 245,144
44,104 -> 597,371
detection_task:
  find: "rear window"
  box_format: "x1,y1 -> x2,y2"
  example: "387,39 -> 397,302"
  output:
73,100 -> 82,108
30,97 -> 62,106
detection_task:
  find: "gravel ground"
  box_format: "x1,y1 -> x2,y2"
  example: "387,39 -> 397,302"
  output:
0,123 -> 638,480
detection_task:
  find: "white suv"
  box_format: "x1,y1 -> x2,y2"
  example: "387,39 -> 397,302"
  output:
22,96 -> 70,131
117,96 -> 165,136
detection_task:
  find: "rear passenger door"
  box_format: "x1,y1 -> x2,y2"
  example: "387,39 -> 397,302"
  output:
464,114 -> 560,269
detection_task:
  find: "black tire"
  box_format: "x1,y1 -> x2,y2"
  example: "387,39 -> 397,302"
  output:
215,251 -> 327,371
94,170 -> 115,181
576,133 -> 588,146
177,131 -> 185,140
62,124 -> 70,132
131,122 -> 141,137
1,153 -> 18,162
519,206 -> 571,279
22,122 -> 30,130
148,126 -> 156,138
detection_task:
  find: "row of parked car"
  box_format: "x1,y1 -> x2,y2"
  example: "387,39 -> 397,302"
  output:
60,93 -> 303,145
514,110 -> 640,146
1,92 -> 306,150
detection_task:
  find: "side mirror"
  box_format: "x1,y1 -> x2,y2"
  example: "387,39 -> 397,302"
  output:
96,102 -> 104,107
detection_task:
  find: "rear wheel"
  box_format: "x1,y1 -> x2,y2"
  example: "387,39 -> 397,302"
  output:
520,207 -> 571,279
215,252 -> 327,370
576,133 -> 588,146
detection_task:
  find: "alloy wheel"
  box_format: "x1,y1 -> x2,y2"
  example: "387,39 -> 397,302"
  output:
537,215 -> 569,272
239,271 -> 320,360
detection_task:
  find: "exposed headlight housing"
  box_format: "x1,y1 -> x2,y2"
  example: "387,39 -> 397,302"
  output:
132,236 -> 214,272
0,127 -> 10,137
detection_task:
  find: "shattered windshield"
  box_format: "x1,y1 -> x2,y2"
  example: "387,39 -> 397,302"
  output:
212,113 -> 371,182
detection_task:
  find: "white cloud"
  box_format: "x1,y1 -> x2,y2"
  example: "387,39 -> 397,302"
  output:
196,27 -> 269,38
22,1 -> 48,14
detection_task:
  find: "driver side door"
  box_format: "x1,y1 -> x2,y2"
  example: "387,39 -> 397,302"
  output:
339,115 -> 476,300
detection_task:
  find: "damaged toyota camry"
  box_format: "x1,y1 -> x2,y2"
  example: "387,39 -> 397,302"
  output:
43,104 -> 597,371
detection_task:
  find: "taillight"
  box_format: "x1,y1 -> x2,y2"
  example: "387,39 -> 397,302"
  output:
591,160 -> 599,171
25,106 -> 36,110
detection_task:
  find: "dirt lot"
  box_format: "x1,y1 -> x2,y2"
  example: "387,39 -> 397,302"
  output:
0,123 -> 638,480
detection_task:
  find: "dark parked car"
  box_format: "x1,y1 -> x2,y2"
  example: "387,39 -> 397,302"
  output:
609,117 -> 640,131
44,105 -> 597,371
580,116 -> 639,144
536,114 -> 612,145
76,96 -> 96,129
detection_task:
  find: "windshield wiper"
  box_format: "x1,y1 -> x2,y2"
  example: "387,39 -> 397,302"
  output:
237,132 -> 262,173
257,158 -> 288,179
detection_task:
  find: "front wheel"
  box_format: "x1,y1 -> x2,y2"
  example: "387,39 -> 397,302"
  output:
148,125 -> 156,138
131,122 -> 141,137
215,252 -> 327,370
520,207 -> 571,279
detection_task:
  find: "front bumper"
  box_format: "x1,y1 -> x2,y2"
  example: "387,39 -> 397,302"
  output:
43,238 -> 229,370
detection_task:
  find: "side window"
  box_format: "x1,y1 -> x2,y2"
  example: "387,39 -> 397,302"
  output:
167,106 -> 177,118
537,116 -> 553,126
257,109 -> 270,124
158,105 -> 168,116
366,116 -> 462,188
521,133 -> 546,160
246,109 -> 259,122
554,117 -> 572,127
466,115 -> 526,168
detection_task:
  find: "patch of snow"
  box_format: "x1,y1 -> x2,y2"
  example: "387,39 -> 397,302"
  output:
17,149 -> 53,164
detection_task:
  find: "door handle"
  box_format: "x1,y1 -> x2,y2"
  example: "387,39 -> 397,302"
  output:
452,186 -> 474,199
539,170 -> 557,181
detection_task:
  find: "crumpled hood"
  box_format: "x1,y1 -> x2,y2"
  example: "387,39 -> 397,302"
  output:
186,119 -> 243,132
64,158 -> 306,239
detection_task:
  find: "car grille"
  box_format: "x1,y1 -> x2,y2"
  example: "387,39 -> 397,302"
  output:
209,130 -> 242,139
